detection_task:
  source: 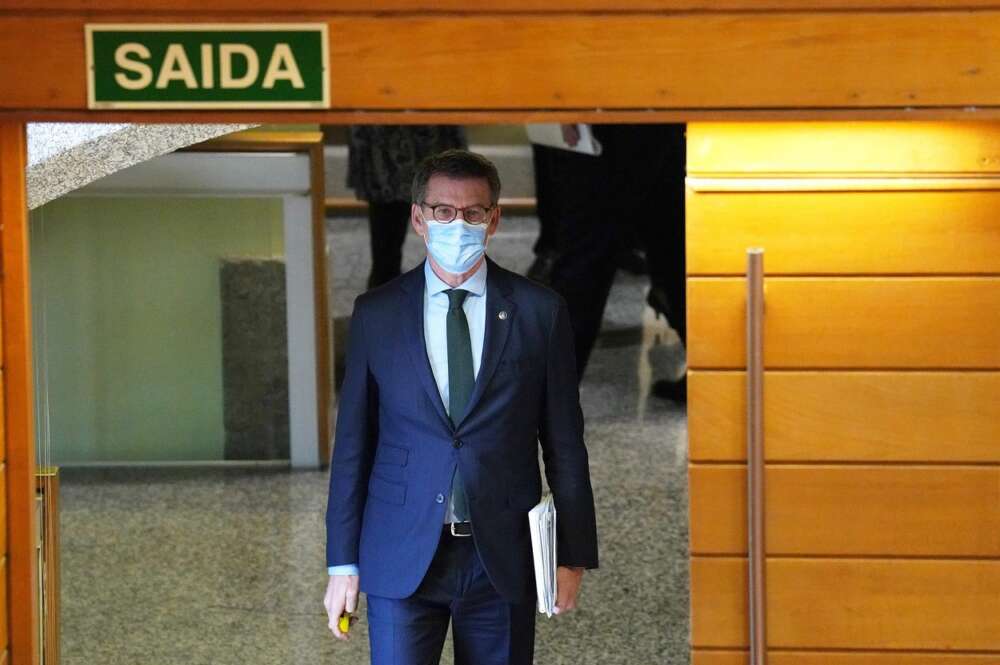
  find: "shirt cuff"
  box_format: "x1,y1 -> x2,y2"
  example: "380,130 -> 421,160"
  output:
328,564 -> 360,576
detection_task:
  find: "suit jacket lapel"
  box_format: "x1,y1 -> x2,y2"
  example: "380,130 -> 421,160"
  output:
455,257 -> 515,429
398,264 -> 453,432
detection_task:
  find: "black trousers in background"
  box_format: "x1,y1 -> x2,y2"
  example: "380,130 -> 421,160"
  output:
367,200 -> 412,290
539,146 -> 616,379
531,143 -> 559,257
636,125 -> 687,347
547,124 -> 687,378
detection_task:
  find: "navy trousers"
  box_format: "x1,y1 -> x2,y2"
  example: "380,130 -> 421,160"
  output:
366,528 -> 536,665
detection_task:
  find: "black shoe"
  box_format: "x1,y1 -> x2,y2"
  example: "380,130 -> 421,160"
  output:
652,375 -> 687,403
526,252 -> 558,285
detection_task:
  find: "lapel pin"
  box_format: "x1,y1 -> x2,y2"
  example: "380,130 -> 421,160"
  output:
498,310 -> 508,320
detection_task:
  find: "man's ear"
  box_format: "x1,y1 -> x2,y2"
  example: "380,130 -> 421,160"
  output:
486,205 -> 502,238
410,203 -> 426,239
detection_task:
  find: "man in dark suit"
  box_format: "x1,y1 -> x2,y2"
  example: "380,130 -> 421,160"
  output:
324,150 -> 599,665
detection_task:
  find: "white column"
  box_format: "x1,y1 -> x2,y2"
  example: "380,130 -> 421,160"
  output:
283,194 -> 319,469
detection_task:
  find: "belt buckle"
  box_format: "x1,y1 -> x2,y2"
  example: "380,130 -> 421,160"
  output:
450,522 -> 472,537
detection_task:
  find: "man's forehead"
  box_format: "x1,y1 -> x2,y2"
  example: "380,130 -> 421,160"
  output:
424,174 -> 491,203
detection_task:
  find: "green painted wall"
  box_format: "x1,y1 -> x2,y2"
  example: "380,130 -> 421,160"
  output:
30,196 -> 284,463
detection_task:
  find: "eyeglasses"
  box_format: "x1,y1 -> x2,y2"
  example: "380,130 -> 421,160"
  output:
420,202 -> 495,225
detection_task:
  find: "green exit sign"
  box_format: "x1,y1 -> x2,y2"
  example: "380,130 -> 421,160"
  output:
86,24 -> 329,109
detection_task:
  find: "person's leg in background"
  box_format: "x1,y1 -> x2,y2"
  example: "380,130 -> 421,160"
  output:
366,199 -> 412,290
545,136 -> 619,379
637,124 -> 686,344
551,227 -> 619,380
527,144 -> 560,284
629,124 -> 688,401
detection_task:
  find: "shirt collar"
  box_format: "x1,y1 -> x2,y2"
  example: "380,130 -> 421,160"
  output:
424,257 -> 488,298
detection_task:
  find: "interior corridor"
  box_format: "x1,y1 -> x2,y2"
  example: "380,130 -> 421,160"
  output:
56,211 -> 691,665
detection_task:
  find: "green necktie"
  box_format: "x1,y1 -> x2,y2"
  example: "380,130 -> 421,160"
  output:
446,288 -> 473,522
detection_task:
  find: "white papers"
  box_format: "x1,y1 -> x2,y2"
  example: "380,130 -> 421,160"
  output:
528,494 -> 558,617
525,123 -> 603,156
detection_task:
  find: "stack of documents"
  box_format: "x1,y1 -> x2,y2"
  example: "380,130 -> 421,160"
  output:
528,494 -> 557,617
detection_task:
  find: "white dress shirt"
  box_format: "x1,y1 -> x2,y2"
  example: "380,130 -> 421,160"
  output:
423,257 -> 488,415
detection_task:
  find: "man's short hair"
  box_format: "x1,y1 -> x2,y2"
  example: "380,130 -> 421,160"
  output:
411,149 -> 502,206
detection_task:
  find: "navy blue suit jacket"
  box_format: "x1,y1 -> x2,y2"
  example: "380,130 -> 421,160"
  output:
325,256 -> 599,603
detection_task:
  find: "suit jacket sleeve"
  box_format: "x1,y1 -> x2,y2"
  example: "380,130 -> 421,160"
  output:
325,298 -> 379,568
539,296 -> 600,569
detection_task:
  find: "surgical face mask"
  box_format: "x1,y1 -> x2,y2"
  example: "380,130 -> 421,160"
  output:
423,218 -> 488,274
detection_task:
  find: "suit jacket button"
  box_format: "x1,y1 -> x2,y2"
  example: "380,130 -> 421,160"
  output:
452,439 -> 463,449
435,493 -> 445,504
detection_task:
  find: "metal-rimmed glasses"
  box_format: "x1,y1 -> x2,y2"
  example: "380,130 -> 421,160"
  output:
420,202 -> 495,225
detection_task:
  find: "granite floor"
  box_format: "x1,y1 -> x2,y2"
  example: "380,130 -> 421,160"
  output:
59,213 -> 690,665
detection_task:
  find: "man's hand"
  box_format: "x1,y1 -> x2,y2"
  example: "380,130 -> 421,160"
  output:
560,124 -> 581,147
553,566 -> 586,615
324,574 -> 360,640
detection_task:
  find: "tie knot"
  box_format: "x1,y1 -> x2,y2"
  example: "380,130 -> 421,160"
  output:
446,289 -> 469,311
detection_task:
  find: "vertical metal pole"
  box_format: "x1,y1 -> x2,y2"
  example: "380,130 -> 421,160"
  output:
747,248 -> 766,665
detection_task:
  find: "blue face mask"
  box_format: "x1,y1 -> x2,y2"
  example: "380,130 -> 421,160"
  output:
424,219 -> 488,274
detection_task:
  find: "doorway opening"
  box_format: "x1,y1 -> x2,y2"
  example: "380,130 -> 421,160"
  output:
28,120 -> 690,665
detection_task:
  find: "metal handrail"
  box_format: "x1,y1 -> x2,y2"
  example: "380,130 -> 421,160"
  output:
747,249 -> 766,665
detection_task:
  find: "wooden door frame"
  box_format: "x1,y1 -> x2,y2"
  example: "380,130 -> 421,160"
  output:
6,3 -> 1000,663
6,111 -> 1000,665
2,121 -> 39,665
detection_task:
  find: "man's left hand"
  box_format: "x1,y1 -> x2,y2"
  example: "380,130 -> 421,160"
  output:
553,566 -> 586,615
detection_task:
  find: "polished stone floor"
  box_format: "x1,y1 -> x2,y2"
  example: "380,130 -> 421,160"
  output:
59,214 -> 689,664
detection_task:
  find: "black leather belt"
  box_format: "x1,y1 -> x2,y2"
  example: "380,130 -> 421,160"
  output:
446,522 -> 472,537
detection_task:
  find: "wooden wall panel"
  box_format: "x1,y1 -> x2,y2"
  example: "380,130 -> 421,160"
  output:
774,657 -> 1000,665
0,371 -> 5,465
693,651 -> 1000,665
688,122 -> 1000,174
690,465 -> 1000,556
688,121 -> 1000,662
0,464 -> 6,555
7,14 -> 1000,113
12,0 -> 1000,11
687,277 -> 1000,369
689,465 -> 745,554
324,14 -> 1000,110
692,557 -> 1000,650
690,556 -> 748,648
771,558 -> 1000,650
0,557 -> 6,654
687,370 -> 1000,462
691,653 -> 747,665
686,189 -> 1000,275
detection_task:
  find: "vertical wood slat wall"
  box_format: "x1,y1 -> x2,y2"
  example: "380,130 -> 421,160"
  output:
0,124 -> 9,665
0,122 -> 38,665
686,122 -> 1000,663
